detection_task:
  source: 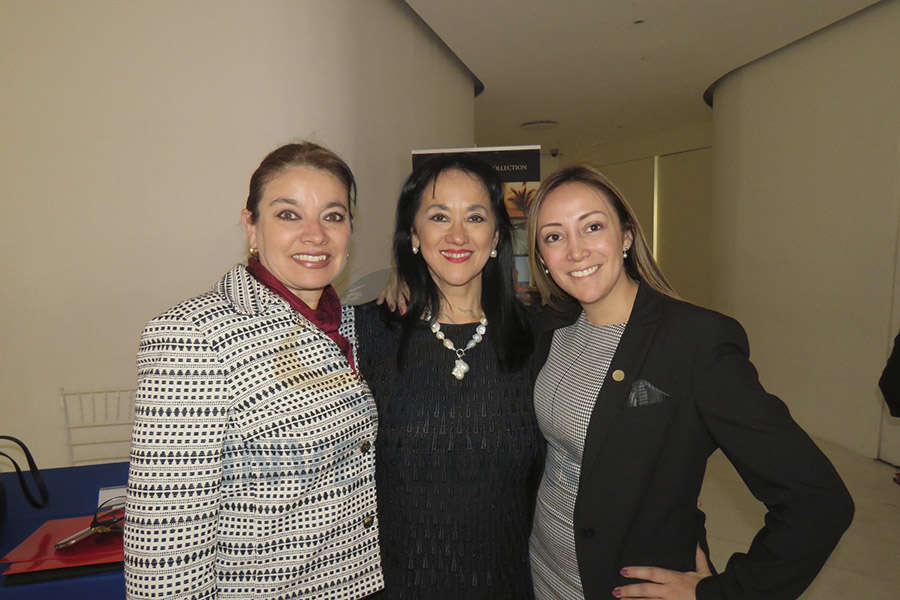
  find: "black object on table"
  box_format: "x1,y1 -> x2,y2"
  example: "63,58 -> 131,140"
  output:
1,461 -> 128,599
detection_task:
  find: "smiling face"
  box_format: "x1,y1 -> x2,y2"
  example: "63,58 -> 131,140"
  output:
536,181 -> 635,321
411,169 -> 499,298
241,166 -> 351,308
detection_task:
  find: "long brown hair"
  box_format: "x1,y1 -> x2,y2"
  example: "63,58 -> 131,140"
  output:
527,165 -> 677,309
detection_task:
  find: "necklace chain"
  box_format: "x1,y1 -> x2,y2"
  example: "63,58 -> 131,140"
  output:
429,316 -> 487,380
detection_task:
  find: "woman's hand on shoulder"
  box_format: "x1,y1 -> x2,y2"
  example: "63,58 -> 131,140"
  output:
613,543 -> 712,599
375,269 -> 409,314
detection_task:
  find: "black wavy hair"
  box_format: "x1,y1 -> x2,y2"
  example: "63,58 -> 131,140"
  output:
390,153 -> 533,372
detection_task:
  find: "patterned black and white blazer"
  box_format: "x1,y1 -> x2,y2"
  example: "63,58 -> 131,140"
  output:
124,264 -> 383,600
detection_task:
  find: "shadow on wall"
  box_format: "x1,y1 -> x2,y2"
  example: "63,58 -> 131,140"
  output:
339,268 -> 392,306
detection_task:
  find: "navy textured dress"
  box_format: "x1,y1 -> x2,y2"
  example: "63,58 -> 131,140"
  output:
355,302 -> 539,599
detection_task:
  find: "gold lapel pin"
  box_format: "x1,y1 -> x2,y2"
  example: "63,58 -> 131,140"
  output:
611,369 -> 625,382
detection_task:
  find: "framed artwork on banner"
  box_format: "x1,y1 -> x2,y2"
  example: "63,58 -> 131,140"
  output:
411,145 -> 541,305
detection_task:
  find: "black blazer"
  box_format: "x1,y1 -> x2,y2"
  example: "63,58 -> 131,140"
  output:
531,282 -> 854,600
879,330 -> 900,417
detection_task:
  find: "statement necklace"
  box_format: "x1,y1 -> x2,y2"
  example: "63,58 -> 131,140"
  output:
429,315 -> 488,380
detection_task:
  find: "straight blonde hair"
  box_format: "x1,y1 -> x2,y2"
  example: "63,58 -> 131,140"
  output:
527,165 -> 677,310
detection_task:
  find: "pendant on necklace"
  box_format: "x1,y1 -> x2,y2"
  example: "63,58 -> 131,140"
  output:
452,358 -> 470,380
429,314 -> 486,381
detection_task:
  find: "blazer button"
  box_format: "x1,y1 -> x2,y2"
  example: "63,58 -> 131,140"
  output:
611,369 -> 625,382
363,515 -> 374,528
580,527 -> 595,538
360,440 -> 371,454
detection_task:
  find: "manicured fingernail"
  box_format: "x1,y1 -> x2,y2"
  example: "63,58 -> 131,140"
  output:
620,568 -> 629,576
612,588 -> 622,598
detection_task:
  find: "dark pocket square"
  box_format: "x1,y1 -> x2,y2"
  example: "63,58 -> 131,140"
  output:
626,379 -> 671,408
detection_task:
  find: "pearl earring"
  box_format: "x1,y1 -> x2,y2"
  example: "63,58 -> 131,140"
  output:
490,248 -> 498,258
623,248 -> 629,259
412,245 -> 419,255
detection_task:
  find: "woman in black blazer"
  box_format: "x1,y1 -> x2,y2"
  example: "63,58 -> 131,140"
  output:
524,165 -> 853,600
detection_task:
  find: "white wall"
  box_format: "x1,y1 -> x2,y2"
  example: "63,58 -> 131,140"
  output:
709,0 -> 900,457
572,119 -> 713,168
657,148 -> 714,308
0,0 -> 475,468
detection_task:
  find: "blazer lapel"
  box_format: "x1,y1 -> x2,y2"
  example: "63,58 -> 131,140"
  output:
577,283 -> 663,487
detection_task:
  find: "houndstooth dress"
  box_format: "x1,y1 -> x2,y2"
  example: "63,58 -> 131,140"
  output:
529,312 -> 626,600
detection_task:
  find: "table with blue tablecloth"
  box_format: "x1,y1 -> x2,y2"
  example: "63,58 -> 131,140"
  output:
1,462 -> 128,599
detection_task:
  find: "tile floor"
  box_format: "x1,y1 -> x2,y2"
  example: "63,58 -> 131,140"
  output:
701,438 -> 900,599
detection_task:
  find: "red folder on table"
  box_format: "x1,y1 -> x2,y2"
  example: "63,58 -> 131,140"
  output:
1,515 -> 123,584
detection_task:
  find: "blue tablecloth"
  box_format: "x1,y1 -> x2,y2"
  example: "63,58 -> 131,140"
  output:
1,462 -> 128,599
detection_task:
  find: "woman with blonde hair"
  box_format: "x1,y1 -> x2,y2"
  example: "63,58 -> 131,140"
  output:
525,165 -> 853,600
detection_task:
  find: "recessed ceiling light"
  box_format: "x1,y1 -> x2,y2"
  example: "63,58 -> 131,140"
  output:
520,120 -> 559,131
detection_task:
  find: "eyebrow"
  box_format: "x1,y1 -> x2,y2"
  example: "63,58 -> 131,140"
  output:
578,210 -> 607,221
270,197 -> 348,211
424,203 -> 490,212
538,210 -> 607,232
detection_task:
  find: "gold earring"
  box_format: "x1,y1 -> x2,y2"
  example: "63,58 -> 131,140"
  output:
249,247 -> 259,258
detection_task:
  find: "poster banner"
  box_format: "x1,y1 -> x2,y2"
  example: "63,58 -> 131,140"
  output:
411,145 -> 540,218
411,145 -> 541,304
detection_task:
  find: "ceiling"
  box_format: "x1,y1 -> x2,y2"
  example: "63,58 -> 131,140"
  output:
406,0 -> 880,158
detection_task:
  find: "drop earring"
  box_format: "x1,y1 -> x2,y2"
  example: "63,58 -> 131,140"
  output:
623,248 -> 629,259
539,258 -> 549,274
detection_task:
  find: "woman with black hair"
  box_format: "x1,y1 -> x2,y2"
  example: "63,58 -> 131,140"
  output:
355,154 -> 537,599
